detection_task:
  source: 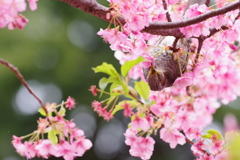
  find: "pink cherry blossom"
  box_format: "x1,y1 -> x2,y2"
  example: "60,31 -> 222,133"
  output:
160,123 -> 186,148
66,96 -> 76,110
72,138 -> 93,156
129,136 -> 155,160
209,140 -> 224,155
121,101 -> 134,117
131,115 -> 150,131
124,128 -> 138,146
35,139 -> 54,158
28,0 -> 38,11
89,85 -> 98,96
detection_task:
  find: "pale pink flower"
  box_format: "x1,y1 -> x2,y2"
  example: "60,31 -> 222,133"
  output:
97,28 -> 127,44
66,96 -> 76,110
55,141 -> 76,160
72,138 -> 93,156
121,101 -> 134,117
13,140 -> 36,159
91,100 -> 102,110
126,14 -> 150,32
215,150 -> 228,160
37,118 -> 49,133
223,113 -> 239,133
35,139 -> 54,158
209,140 -> 224,155
28,0 -> 38,11
70,129 -> 84,143
89,85 -> 98,96
12,135 -> 22,149
124,128 -> 138,146
160,124 -> 186,148
129,136 -> 155,160
8,14 -> 28,29
196,154 -> 215,160
191,139 -> 206,156
184,127 -> 201,141
22,141 -> 37,159
131,115 -> 150,131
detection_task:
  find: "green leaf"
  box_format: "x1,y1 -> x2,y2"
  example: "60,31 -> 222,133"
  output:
92,62 -> 119,77
38,107 -> 46,116
99,77 -> 109,97
48,129 -> 58,145
121,81 -> 129,95
201,133 -> 212,139
134,80 -> 150,99
108,76 -> 120,83
59,102 -> 66,116
99,77 -> 108,90
202,129 -> 223,140
121,56 -> 145,77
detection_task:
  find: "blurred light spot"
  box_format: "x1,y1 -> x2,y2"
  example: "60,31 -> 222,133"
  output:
25,8 -> 64,41
67,19 -> 97,51
34,46 -> 59,70
3,156 -> 20,160
94,119 -> 125,159
70,105 -> 96,138
13,80 -> 62,115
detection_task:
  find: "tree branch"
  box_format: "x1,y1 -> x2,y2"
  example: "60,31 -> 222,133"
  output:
162,0 -> 172,22
59,0 -> 240,37
0,59 -> 45,109
144,1 -> 240,30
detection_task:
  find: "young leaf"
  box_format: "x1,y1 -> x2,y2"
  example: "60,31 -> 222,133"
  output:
48,129 -> 58,145
99,77 -> 109,97
134,80 -> 150,99
59,102 -> 66,116
92,62 -> 119,77
202,129 -> 223,140
38,107 -> 46,116
121,56 -> 145,77
99,77 -> 108,90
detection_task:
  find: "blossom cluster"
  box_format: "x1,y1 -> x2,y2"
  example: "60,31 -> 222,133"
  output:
93,0 -> 240,160
0,0 -> 38,29
12,97 -> 92,160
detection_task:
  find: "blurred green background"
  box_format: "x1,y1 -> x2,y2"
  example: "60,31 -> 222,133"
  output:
0,0 -> 240,160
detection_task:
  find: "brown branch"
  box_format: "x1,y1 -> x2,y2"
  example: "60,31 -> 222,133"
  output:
162,0 -> 172,22
144,1 -> 240,30
194,37 -> 204,64
59,0 -> 240,37
0,59 -> 45,109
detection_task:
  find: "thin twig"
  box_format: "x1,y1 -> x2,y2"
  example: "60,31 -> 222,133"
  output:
0,58 -> 46,110
162,0 -> 172,22
172,38 -> 179,50
194,37 -> 204,64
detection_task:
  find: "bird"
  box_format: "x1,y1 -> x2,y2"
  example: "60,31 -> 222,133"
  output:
143,36 -> 190,91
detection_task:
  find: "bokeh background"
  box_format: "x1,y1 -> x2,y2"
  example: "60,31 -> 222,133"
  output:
0,0 -> 240,160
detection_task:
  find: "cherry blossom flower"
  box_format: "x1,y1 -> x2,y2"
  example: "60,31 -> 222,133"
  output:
28,0 -> 38,11
66,96 -> 76,110
89,85 -> 98,96
121,101 -> 134,117
131,115 -> 150,131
